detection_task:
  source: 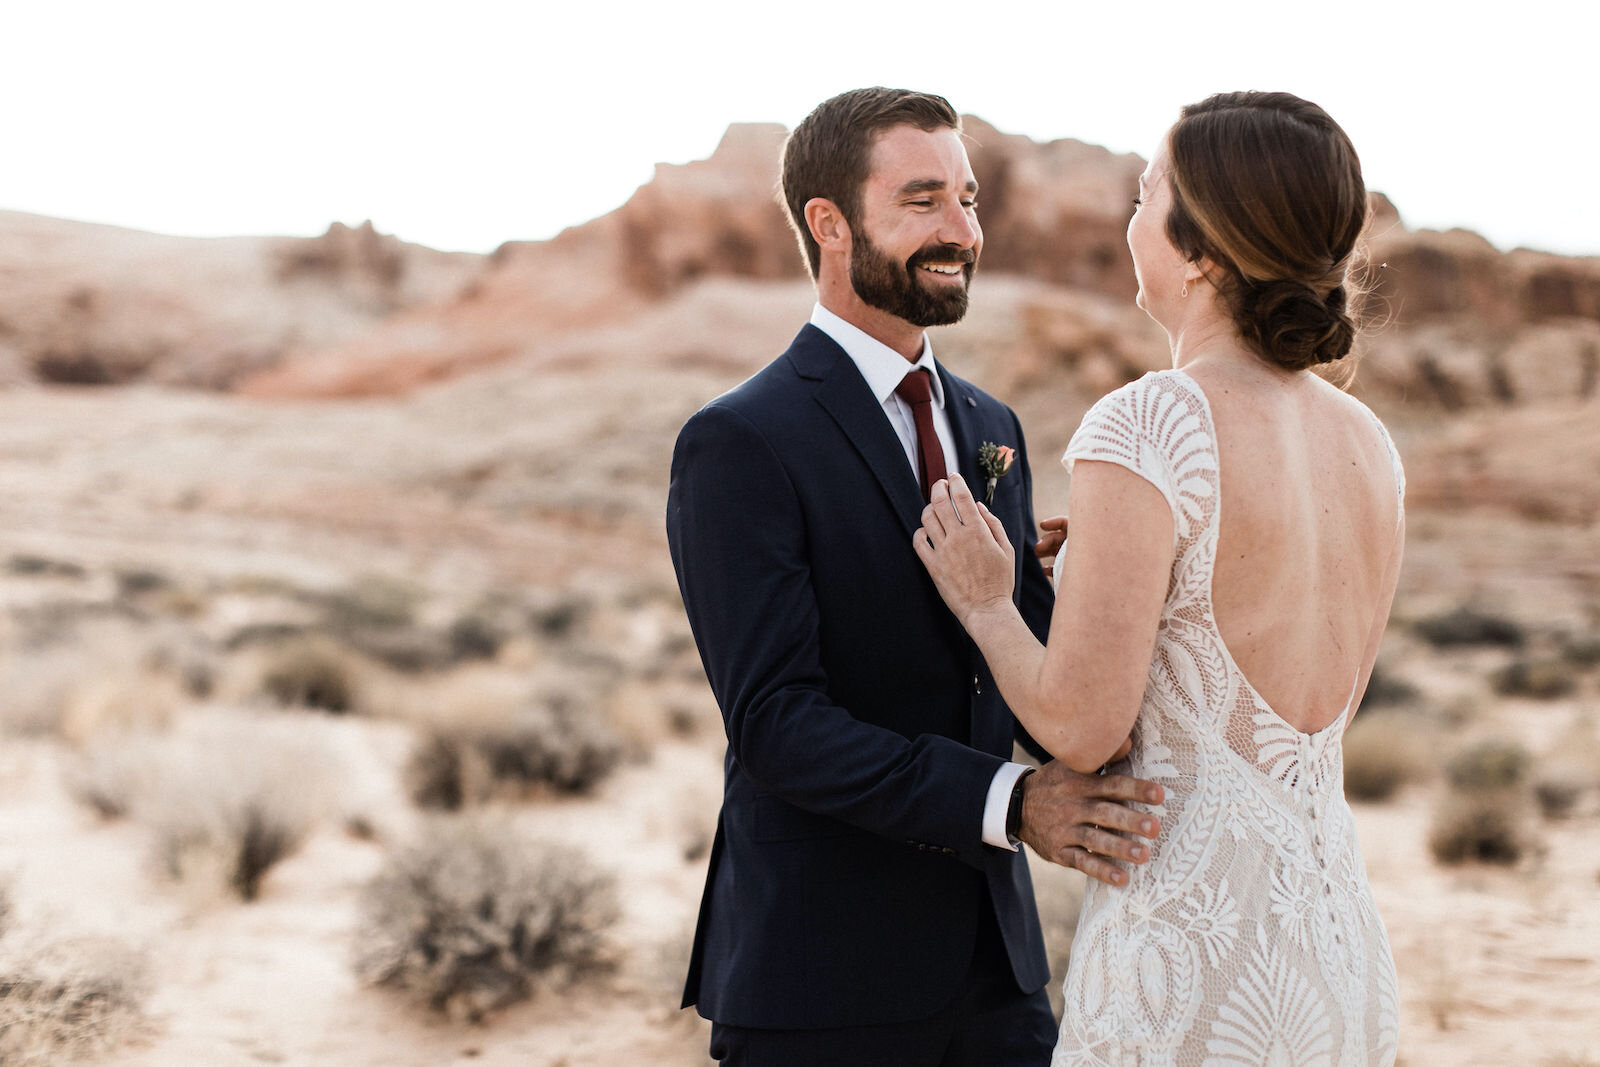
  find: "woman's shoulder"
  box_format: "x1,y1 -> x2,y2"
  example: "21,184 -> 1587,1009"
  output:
1082,368 -> 1208,419
1065,369 -> 1215,488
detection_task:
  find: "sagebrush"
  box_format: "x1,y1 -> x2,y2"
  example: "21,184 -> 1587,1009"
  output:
352,815 -> 618,1020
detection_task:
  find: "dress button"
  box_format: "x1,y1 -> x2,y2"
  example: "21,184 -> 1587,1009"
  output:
972,674 -> 982,694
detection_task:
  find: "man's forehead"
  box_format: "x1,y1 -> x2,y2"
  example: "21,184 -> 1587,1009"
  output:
864,125 -> 975,185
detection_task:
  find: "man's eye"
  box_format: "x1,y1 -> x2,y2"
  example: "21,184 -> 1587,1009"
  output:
910,200 -> 934,207
1132,196 -> 1144,207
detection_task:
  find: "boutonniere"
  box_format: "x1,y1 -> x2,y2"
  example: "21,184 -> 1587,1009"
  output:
977,442 -> 1016,506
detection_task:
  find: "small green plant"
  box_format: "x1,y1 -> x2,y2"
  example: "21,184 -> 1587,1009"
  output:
353,815 -> 618,1020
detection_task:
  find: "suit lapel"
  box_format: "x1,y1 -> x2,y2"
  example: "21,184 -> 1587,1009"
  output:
938,365 -> 985,492
794,327 -> 929,538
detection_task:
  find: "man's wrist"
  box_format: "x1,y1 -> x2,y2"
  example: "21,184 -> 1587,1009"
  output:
1006,766 -> 1036,843
981,762 -> 1033,850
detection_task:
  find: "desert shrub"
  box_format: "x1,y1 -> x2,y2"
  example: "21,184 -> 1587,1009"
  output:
1341,716 -> 1426,802
1427,791 -> 1528,865
0,920 -> 148,1065
1491,656 -> 1579,700
448,612 -> 504,661
352,815 -> 618,1020
321,574 -> 420,633
0,630 -> 174,739
154,800 -> 312,902
312,575 -> 458,673
113,566 -> 172,598
1413,607 -> 1526,649
1358,662 -> 1421,710
65,734 -> 173,819
406,696 -> 622,809
1444,739 -> 1531,791
527,592 -> 592,640
1532,765 -> 1587,820
258,637 -> 360,712
1558,632 -> 1600,670
5,555 -> 86,579
68,712 -> 340,901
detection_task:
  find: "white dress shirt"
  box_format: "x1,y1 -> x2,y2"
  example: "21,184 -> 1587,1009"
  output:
808,303 -> 1032,851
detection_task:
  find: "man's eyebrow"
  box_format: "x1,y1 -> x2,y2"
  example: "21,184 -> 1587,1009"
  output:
896,178 -> 981,197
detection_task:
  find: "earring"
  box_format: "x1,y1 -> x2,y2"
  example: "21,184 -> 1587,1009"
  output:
1181,283 -> 1189,298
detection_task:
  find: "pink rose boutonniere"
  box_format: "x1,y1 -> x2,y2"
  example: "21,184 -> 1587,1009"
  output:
977,442 -> 1015,506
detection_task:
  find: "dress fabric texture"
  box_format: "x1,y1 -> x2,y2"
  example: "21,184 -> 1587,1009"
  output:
1050,370 -> 1402,1067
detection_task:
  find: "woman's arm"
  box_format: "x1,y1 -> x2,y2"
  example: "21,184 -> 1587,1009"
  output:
916,466 -> 1172,773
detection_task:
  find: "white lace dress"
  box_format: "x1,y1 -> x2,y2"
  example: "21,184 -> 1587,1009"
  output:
1050,370 -> 1401,1067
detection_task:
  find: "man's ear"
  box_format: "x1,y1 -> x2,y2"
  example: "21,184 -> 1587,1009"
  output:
804,197 -> 849,252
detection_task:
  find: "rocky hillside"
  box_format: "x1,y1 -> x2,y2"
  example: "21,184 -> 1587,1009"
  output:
0,213 -> 482,389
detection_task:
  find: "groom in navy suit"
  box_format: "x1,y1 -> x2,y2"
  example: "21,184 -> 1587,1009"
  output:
667,88 -> 1163,1066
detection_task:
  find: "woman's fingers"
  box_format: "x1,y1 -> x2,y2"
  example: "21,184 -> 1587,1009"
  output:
978,500 -> 1007,546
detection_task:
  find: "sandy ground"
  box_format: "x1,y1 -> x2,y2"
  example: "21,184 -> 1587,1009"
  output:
3,697 -> 1597,1066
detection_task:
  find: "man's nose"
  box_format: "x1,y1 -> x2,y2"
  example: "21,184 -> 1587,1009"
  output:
938,201 -> 980,249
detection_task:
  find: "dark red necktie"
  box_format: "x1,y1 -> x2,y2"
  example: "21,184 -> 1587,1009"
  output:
894,369 -> 947,502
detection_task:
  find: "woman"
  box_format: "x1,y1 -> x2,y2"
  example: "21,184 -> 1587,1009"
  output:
916,92 -> 1403,1065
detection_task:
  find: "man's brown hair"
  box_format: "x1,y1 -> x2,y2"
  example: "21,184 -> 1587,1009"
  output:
780,87 -> 961,279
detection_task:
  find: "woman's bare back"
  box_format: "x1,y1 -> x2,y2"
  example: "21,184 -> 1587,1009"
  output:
1186,362 -> 1404,733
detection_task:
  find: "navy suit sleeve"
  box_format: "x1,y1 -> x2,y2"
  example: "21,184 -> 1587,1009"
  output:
667,402 -> 1004,869
1009,408 -> 1057,764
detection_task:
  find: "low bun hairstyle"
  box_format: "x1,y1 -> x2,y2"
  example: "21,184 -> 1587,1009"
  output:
1164,92 -> 1367,371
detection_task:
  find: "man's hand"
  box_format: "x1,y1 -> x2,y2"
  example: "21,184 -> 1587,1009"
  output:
1035,516 -> 1068,581
1018,759 -> 1162,886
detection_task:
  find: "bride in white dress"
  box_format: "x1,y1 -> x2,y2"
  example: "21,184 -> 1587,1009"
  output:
916,92 -> 1402,1065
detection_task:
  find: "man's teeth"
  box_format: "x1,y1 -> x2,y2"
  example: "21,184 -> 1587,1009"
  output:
919,264 -> 962,275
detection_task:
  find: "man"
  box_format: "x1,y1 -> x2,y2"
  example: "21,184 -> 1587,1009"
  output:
666,87 -> 1163,1066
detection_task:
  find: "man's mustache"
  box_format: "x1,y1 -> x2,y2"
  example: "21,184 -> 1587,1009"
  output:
907,245 -> 977,270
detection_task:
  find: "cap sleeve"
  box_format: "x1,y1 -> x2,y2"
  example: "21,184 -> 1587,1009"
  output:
1062,374 -> 1180,518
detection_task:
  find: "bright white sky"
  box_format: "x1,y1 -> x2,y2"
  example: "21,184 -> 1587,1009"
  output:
6,0 -> 1595,257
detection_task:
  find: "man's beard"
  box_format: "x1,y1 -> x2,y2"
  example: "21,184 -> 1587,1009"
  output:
849,230 -> 976,328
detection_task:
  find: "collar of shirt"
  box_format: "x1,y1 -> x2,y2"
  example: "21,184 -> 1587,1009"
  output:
809,303 -> 946,411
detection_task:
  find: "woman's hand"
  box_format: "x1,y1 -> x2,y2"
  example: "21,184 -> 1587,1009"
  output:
1035,515 -> 1068,581
913,473 -> 1015,627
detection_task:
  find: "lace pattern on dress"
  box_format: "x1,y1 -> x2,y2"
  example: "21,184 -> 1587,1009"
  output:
1050,370 -> 1400,1067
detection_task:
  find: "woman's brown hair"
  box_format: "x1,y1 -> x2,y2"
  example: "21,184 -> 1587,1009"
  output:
1165,92 -> 1368,370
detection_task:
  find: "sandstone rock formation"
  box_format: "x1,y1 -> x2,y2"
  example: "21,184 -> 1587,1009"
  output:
0,212 -> 482,389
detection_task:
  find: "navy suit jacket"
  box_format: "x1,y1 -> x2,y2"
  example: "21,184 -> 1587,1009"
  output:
666,324 -> 1056,1030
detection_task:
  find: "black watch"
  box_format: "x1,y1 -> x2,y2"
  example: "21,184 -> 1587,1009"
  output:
1006,767 -> 1035,841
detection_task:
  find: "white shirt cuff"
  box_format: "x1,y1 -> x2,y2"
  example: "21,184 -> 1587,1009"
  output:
982,762 -> 1033,851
